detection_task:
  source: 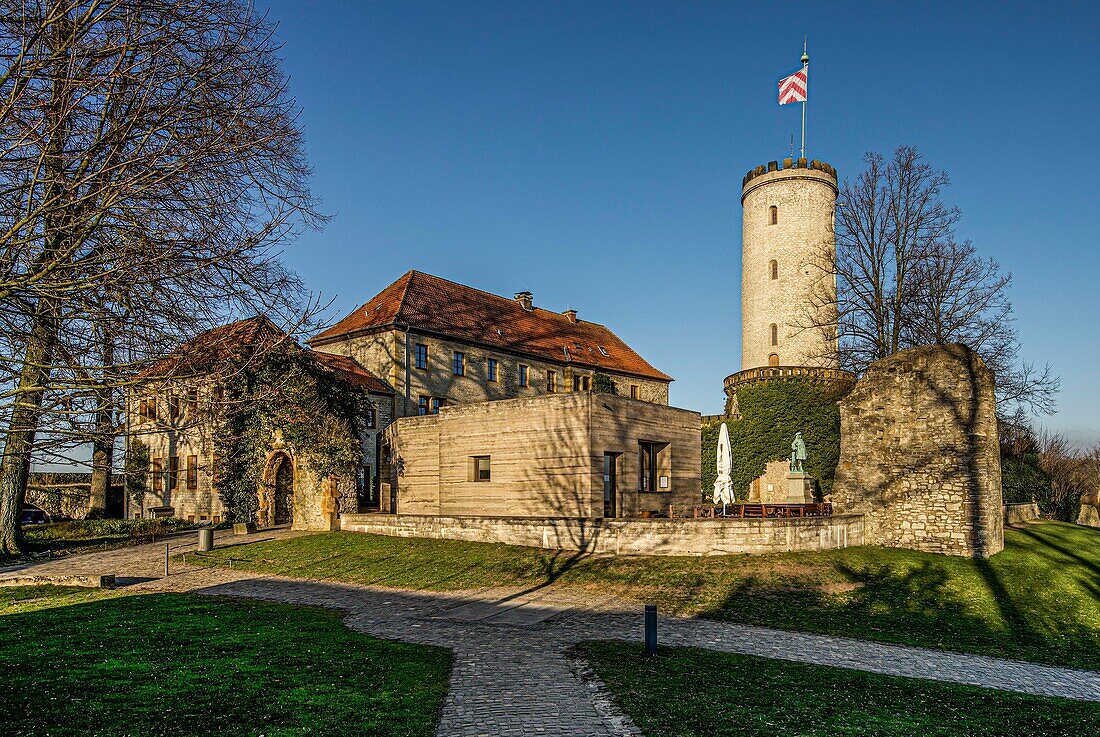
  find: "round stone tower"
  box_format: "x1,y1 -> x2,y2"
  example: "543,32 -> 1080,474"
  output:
739,158 -> 838,372
725,158 -> 853,406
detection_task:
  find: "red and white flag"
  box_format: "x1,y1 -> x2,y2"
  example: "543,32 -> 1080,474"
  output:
778,67 -> 807,105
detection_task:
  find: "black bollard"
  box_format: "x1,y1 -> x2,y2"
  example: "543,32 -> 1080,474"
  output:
644,604 -> 657,656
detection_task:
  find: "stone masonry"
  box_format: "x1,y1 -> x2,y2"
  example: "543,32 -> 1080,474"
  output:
832,344 -> 1003,557
740,159 -> 839,371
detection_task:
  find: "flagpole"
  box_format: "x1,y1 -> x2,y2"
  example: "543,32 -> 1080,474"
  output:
800,40 -> 808,159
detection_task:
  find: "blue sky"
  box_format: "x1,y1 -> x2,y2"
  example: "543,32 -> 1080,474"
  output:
264,1 -> 1100,446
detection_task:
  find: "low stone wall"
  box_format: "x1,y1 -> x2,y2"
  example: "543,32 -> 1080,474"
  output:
341,512 -> 864,556
1003,503 -> 1040,525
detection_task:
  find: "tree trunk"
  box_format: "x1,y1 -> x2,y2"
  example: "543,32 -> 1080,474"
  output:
0,305 -> 59,555
87,327 -> 115,518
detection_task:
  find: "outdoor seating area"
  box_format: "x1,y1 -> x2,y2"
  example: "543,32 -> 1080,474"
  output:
693,503 -> 833,519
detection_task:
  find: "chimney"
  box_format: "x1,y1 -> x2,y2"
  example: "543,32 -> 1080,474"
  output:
514,291 -> 533,311
562,309 -> 578,324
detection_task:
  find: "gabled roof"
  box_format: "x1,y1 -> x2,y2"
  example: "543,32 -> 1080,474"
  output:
313,352 -> 394,395
142,315 -> 292,378
143,316 -> 394,395
309,270 -> 673,382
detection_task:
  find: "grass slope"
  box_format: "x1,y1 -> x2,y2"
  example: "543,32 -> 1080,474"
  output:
0,587 -> 451,737
578,641 -> 1099,737
191,522 -> 1100,671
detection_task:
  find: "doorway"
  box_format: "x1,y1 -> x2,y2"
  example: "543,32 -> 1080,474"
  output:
603,453 -> 618,518
272,454 -> 294,525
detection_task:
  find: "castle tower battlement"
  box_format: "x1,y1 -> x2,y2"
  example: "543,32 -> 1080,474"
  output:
739,157 -> 839,374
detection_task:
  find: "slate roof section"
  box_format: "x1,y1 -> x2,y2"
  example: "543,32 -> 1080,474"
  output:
309,270 -> 673,382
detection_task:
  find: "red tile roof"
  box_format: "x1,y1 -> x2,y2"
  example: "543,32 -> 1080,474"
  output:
141,316 -> 292,378
309,271 -> 673,382
313,352 -> 394,395
145,316 -> 394,394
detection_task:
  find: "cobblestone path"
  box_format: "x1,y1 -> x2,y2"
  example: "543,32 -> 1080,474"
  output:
4,532 -> 1100,736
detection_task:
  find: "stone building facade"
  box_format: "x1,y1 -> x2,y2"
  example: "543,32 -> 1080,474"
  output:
308,270 -> 673,422
831,344 -> 1004,558
128,317 -> 394,528
740,159 -> 839,372
384,392 -> 701,519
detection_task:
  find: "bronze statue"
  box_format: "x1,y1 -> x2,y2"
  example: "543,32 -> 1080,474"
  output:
790,432 -> 807,473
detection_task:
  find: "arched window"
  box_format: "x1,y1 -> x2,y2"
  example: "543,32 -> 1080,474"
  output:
769,259 -> 778,280
769,205 -> 778,225
768,353 -> 780,367
770,324 -> 778,346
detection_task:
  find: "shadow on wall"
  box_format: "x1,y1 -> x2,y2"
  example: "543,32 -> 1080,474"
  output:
833,344 -> 1002,558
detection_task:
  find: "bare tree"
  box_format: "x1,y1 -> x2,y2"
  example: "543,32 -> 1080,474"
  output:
803,145 -> 1057,420
0,0 -> 324,554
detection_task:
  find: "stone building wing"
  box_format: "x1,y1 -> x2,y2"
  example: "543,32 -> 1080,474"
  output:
310,270 -> 673,382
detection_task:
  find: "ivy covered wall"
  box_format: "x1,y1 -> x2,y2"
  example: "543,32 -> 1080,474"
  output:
701,379 -> 848,501
212,351 -> 373,523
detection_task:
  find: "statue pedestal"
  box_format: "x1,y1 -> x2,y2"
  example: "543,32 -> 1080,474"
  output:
786,472 -> 814,504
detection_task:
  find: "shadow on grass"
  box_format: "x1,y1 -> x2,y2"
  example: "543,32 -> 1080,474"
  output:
697,524 -> 1100,670
0,592 -> 451,737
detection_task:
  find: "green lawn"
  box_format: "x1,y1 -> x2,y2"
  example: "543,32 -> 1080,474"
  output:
578,641 -> 1099,737
189,521 -> 1100,670
18,518 -> 198,557
0,586 -> 452,736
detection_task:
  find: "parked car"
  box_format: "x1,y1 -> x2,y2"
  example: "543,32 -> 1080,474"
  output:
20,505 -> 50,525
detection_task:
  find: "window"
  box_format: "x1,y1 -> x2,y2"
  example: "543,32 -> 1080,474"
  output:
770,259 -> 778,280
138,399 -> 148,424
419,396 -> 444,415
630,384 -> 640,400
168,395 -> 181,422
366,405 -> 377,429
597,346 -> 609,356
639,442 -> 659,492
168,456 -> 180,490
150,457 -> 163,489
519,364 -> 529,387
147,398 -> 157,421
453,351 -> 465,376
770,324 -> 778,346
769,205 -> 778,225
415,343 -> 429,370
186,455 -> 198,490
547,370 -> 557,393
487,357 -> 498,382
185,388 -> 198,416
769,353 -> 780,367
573,375 -> 590,391
472,456 -> 491,482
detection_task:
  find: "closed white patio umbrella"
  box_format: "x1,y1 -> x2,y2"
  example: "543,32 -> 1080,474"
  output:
712,422 -> 734,515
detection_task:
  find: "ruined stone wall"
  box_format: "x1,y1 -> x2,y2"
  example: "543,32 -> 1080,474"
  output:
832,344 -> 1003,557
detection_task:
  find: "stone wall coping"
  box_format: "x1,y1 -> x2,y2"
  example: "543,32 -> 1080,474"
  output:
342,512 -> 864,529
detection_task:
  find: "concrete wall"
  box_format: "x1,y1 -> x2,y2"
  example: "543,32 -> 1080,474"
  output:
341,512 -> 864,556
740,161 -> 838,371
832,344 -> 1004,557
316,328 -> 670,419
385,393 -> 701,519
